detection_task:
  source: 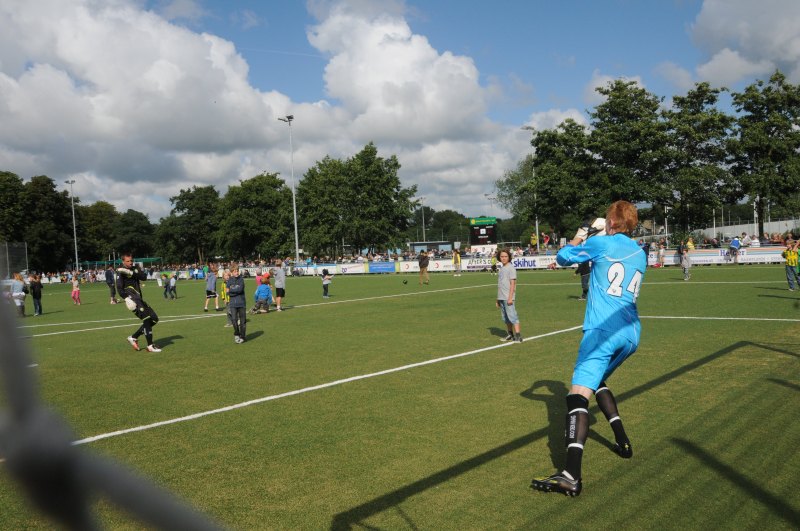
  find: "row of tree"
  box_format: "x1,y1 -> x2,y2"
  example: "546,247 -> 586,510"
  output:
3,144 -> 441,271
497,71 -> 800,238
6,71 -> 797,272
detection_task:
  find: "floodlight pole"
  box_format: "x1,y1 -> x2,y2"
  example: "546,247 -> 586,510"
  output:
65,179 -> 79,270
664,205 -> 671,247
278,115 -> 301,266
520,126 -> 540,253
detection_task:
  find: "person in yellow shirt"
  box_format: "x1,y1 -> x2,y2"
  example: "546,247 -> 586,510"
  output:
782,239 -> 800,291
452,248 -> 462,277
686,237 -> 695,250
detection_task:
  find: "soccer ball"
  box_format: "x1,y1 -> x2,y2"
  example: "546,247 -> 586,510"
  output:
402,279 -> 408,284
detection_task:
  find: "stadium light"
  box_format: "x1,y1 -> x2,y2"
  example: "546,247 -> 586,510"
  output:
277,115 -> 301,266
520,126 -> 540,253
65,179 -> 79,270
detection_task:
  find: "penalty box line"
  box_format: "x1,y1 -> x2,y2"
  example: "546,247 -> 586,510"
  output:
73,324 -> 584,446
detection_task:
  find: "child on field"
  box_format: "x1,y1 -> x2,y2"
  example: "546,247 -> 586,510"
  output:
251,280 -> 273,314
168,273 -> 177,299
71,273 -> 81,305
221,270 -> 234,327
322,269 -> 333,298
29,274 -> 43,315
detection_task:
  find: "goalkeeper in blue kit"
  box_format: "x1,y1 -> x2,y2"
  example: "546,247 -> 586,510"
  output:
531,200 -> 646,497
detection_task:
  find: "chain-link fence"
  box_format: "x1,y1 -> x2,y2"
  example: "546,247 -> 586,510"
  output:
0,242 -> 28,279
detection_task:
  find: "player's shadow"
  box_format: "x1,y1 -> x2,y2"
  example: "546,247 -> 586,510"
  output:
519,380 -> 617,464
155,335 -> 182,348
755,286 -> 793,291
520,380 -> 568,468
487,327 -> 509,338
245,331 -> 265,341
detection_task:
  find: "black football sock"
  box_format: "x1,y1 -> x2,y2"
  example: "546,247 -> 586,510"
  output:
595,383 -> 629,445
564,394 -> 589,480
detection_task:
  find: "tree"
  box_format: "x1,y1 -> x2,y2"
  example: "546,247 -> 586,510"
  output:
77,201 -> 120,261
299,143 -> 417,256
22,175 -> 74,272
498,120 -> 602,236
589,80 -> 670,204
113,209 -> 155,257
343,143 -> 417,253
429,209 -> 469,243
0,171 -> 25,242
730,70 -> 800,237
297,157 -> 349,256
662,83 -> 735,232
216,173 -> 293,259
167,186 -> 221,264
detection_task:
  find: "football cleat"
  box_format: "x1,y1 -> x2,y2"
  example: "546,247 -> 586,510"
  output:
530,472 -> 582,497
502,333 -> 514,342
612,441 -> 633,459
127,336 -> 140,351
146,345 -> 162,353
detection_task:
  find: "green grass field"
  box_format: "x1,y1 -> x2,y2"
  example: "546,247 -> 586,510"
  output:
2,265 -> 799,529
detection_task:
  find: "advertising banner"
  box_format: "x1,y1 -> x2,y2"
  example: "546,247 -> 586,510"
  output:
368,261 -> 396,274
341,263 -> 366,274
399,261 -> 420,273
511,255 -> 558,270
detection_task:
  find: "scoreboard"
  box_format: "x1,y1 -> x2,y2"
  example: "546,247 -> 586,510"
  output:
469,217 -> 496,245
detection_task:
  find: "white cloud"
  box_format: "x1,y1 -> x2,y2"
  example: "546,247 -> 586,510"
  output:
695,48 -> 774,87
691,0 -> 800,84
655,61 -> 696,93
0,0 -> 539,222
308,4 -> 489,144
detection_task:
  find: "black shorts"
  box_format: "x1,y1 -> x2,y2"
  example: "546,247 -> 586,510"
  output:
275,287 -> 285,297
206,290 -> 217,298
134,300 -> 159,324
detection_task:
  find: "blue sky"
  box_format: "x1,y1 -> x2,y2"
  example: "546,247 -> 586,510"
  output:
191,0 -> 707,121
1,0 -> 798,222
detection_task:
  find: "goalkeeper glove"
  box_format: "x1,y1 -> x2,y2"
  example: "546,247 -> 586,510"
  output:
587,218 -> 606,238
124,297 -> 137,311
117,267 -> 133,277
574,227 -> 589,242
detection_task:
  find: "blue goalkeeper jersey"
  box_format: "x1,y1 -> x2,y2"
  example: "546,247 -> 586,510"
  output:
557,233 -> 646,341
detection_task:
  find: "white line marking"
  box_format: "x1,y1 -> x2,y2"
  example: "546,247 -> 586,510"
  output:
641,315 -> 800,323
27,314 -> 220,338
73,324 -> 583,445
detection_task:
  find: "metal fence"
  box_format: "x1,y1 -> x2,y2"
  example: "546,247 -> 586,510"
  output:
0,242 -> 28,279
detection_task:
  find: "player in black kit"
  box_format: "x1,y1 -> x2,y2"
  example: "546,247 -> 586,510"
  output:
117,253 -> 162,353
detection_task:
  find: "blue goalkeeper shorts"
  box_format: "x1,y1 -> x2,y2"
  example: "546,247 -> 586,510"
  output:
572,328 -> 638,391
